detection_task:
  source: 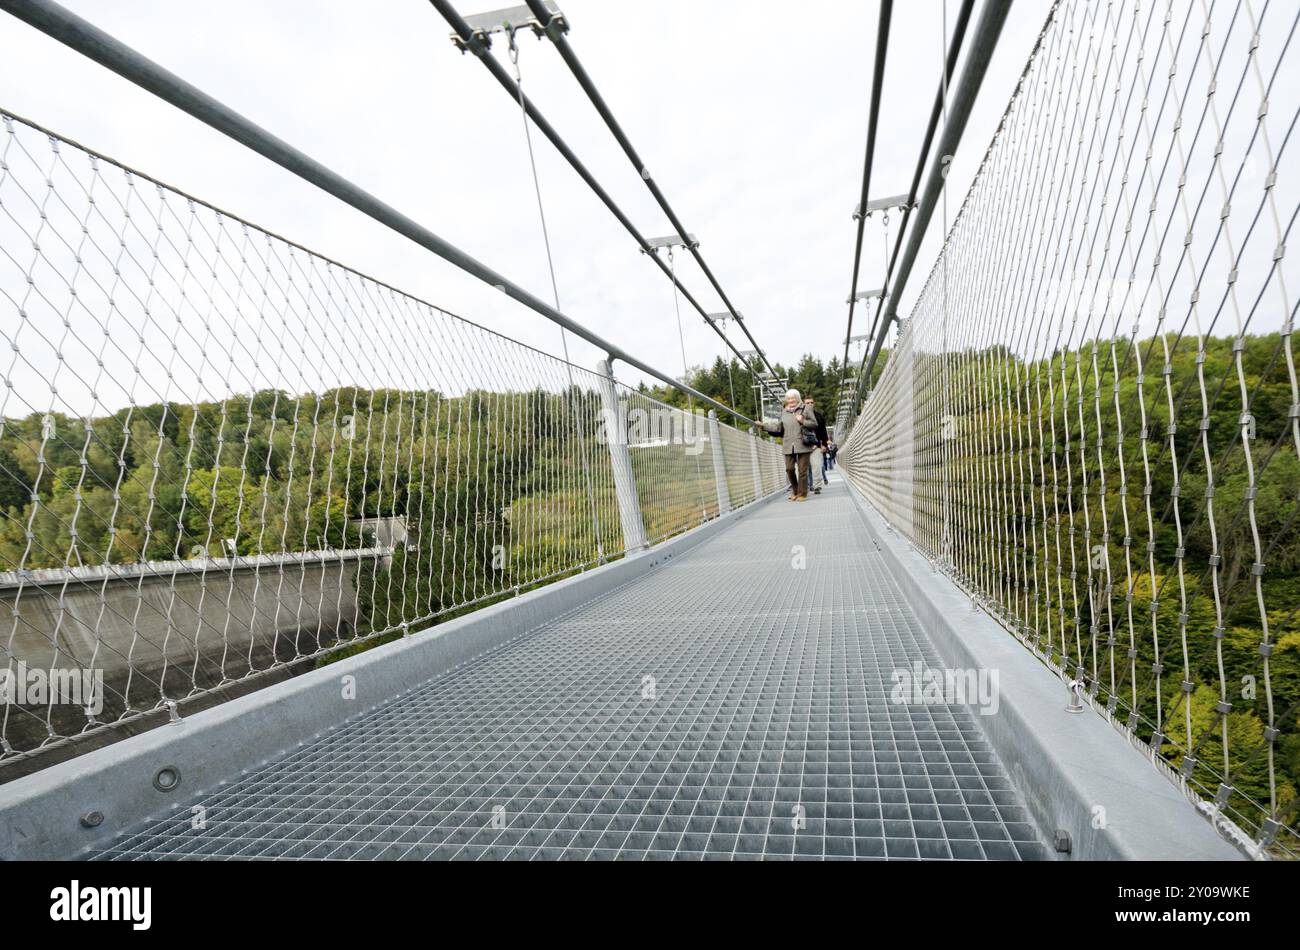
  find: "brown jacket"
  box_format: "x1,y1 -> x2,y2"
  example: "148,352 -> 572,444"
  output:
762,404 -> 819,456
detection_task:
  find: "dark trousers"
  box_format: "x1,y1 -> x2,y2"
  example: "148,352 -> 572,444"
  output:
785,452 -> 811,497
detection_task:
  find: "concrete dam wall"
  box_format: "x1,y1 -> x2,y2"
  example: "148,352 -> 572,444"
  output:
0,549 -> 389,752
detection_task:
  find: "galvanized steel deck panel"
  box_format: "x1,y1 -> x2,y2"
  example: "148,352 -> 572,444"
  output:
96,484 -> 1047,860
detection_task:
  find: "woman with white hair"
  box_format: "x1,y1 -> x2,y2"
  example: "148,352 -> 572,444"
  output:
760,388 -> 820,501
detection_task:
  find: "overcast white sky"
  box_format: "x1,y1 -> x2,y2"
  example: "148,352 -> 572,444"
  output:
0,0 -> 1054,392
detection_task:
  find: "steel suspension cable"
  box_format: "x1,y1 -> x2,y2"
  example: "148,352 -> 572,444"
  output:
429,0 -> 783,404
517,0 -> 786,393
836,0 -> 975,426
839,0 -> 894,384
842,0 -> 982,421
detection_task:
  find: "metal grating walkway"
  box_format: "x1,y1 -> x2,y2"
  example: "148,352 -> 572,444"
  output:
95,481 -> 1048,860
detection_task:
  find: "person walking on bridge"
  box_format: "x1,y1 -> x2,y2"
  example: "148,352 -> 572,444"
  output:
805,396 -> 829,494
761,388 -> 819,501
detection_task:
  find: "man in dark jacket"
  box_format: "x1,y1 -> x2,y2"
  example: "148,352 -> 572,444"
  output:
807,397 -> 829,446
806,397 -> 830,492
761,388 -> 818,500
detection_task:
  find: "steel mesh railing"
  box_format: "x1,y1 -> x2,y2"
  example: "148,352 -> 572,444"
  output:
0,110 -> 784,768
621,393 -> 719,544
839,0 -> 1300,854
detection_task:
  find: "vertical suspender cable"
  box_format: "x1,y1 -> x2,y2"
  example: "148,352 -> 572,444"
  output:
667,246 -> 708,519
506,28 -> 605,558
668,247 -> 691,395
724,348 -> 737,411
940,0 -> 954,571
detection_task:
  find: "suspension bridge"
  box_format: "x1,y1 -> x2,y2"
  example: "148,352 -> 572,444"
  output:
0,0 -> 1295,862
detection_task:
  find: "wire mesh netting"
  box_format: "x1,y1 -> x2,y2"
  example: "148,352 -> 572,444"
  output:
839,0 -> 1300,854
0,110 -> 784,769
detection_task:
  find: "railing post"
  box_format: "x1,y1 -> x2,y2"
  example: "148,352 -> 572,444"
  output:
748,426 -> 765,500
596,359 -> 648,553
707,410 -> 731,514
